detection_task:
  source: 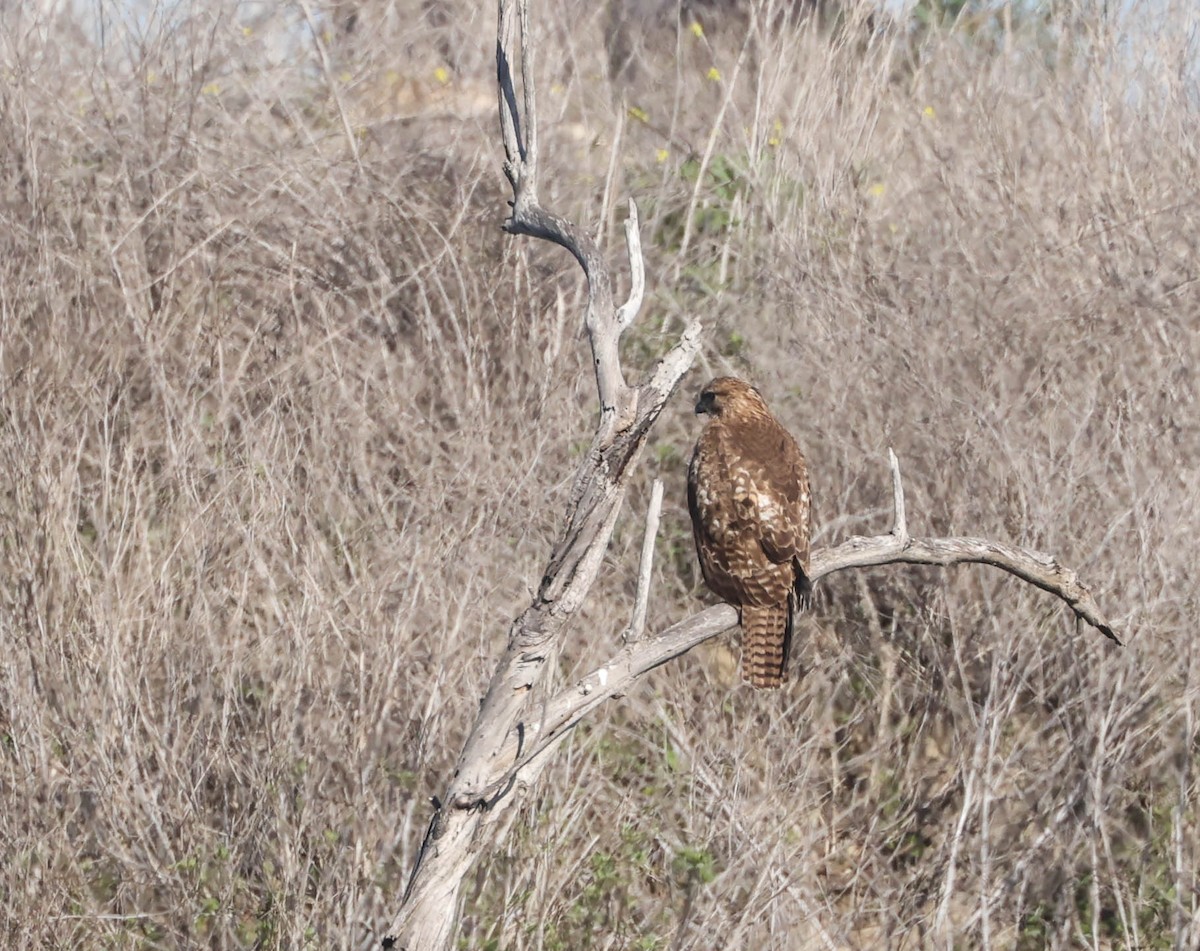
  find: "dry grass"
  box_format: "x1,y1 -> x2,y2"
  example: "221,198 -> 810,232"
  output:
1,0 -> 1197,948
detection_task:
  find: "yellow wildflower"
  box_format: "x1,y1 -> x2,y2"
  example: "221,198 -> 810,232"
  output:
656,148 -> 669,163
434,66 -> 449,85
707,67 -> 720,82
690,21 -> 704,38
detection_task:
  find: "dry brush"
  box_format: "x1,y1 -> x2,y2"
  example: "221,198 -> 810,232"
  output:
0,1 -> 1196,950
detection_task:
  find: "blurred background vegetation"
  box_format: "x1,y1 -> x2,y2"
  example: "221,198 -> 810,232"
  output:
1,0 -> 1197,948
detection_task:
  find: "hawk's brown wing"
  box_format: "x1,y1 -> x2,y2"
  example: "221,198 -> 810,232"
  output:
687,437 -> 737,602
733,420 -> 811,573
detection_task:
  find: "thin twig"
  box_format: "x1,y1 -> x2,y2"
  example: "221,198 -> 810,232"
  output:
654,703 -> 845,951
615,200 -> 646,332
888,446 -> 909,545
624,478 -> 664,643
673,16 -> 754,275
296,0 -> 363,173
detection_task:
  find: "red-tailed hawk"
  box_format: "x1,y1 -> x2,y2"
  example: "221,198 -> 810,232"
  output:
688,377 -> 813,688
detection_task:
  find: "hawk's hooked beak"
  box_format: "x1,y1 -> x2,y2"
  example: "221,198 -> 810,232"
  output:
695,392 -> 715,415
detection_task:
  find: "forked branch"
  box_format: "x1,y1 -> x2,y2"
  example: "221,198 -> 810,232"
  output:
497,0 -> 637,432
381,2 -> 698,947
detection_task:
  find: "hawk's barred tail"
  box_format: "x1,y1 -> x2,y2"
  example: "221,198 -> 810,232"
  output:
741,602 -> 790,689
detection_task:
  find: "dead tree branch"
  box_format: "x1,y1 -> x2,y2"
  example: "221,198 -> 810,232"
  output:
381,1 -> 699,947
624,477 -> 664,644
474,449 -> 1122,794
497,0 -> 632,436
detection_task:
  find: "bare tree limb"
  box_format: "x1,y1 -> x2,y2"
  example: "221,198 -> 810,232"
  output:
496,0 -> 631,434
453,451 -> 1122,829
844,449 -> 1119,645
825,535 -> 1121,644
380,3 -> 699,947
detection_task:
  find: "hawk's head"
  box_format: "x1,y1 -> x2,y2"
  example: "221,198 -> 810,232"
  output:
694,376 -> 768,419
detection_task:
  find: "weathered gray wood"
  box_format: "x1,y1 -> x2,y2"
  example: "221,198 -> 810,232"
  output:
380,2 -> 699,947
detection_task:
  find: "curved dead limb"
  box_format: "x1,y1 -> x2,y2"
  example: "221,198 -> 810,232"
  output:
466,450 -> 1122,800
498,0 -> 633,435
831,450 -> 1119,644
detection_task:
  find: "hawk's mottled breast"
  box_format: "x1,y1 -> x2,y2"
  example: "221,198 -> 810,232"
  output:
688,377 -> 812,687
